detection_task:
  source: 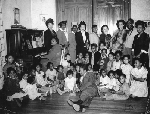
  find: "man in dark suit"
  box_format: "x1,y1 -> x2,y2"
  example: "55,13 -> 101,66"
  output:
44,18 -> 57,52
89,43 -> 101,71
75,21 -> 90,56
67,65 -> 97,112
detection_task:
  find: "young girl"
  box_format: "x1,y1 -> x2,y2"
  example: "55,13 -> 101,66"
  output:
120,55 -> 133,84
61,53 -> 72,73
130,58 -> 148,97
106,74 -> 130,100
87,63 -> 93,72
56,65 -> 65,92
106,52 -> 114,73
97,69 -> 110,97
75,52 -> 85,64
99,42 -> 107,53
57,70 -> 76,95
107,70 -> 117,90
112,51 -> 122,71
45,62 -> 57,93
3,54 -> 16,78
35,63 -> 47,86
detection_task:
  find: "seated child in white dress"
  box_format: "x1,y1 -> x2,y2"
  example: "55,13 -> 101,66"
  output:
130,58 -> 148,97
97,69 -> 110,97
106,74 -> 130,100
83,52 -> 90,65
107,70 -> 117,90
57,70 -> 76,95
120,55 -> 133,84
45,62 -> 57,93
35,64 -> 52,94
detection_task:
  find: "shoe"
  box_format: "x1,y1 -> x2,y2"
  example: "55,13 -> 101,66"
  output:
73,104 -> 80,111
67,99 -> 74,106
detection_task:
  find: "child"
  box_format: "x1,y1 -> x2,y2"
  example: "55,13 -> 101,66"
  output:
87,63 -> 93,72
83,52 -> 90,65
97,69 -> 110,97
113,69 -> 122,91
3,54 -> 16,78
75,52 -> 85,64
75,64 -> 81,87
3,67 -> 22,113
106,74 -> 130,100
57,70 -> 76,95
70,63 -> 76,78
35,63 -> 47,86
120,55 -> 133,84
15,56 -> 27,73
112,50 -> 122,71
106,52 -> 114,73
107,70 -> 117,90
99,42 -> 107,53
45,62 -> 57,93
130,58 -> 148,97
61,53 -> 72,73
98,48 -> 109,70
56,65 -> 65,92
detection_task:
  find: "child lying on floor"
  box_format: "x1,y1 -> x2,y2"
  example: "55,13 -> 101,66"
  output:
57,70 -> 78,95
106,74 -> 130,100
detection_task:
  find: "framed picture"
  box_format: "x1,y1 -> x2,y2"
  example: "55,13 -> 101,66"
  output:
40,14 -> 48,25
14,8 -> 20,24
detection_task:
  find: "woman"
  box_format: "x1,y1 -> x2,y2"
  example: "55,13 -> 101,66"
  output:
40,37 -> 61,72
111,20 -> 127,52
68,25 -> 77,62
75,21 -> 89,56
132,20 -> 149,69
44,18 -> 57,52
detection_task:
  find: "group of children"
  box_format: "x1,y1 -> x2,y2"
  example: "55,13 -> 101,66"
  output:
0,41 -> 148,113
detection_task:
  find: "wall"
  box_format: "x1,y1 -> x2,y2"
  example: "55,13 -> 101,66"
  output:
131,0 -> 150,20
31,0 -> 56,31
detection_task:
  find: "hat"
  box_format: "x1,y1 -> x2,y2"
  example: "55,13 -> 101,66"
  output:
45,18 -> 54,26
71,22 -> 78,27
92,25 -> 97,28
58,20 -> 67,26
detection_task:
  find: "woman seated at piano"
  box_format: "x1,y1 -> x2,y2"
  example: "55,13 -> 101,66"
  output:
40,37 -> 62,72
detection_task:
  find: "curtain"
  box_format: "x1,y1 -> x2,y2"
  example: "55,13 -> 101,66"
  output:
96,0 -> 130,35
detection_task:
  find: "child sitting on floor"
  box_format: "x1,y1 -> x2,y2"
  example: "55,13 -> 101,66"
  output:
97,69 -> 110,97
45,62 -> 57,93
130,58 -> 148,98
107,70 -> 117,90
57,70 -> 77,95
120,55 -> 133,84
3,54 -> 16,78
56,65 -> 65,92
106,74 -> 130,100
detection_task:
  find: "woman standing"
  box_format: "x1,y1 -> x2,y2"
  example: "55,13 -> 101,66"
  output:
68,25 -> 77,63
111,20 -> 127,52
44,18 -> 57,52
75,21 -> 90,56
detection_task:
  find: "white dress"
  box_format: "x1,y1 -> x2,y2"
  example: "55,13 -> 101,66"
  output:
112,60 -> 122,71
130,67 -> 148,97
36,71 -> 47,86
64,77 -> 76,91
120,64 -> 133,83
108,78 -> 117,89
45,69 -> 57,81
99,76 -> 110,89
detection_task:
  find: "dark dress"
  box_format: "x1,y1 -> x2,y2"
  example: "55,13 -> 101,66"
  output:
99,34 -> 111,48
44,29 -> 56,51
132,32 -> 149,68
75,31 -> 89,56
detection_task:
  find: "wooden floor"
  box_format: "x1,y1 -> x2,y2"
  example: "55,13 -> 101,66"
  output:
17,93 -> 147,114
